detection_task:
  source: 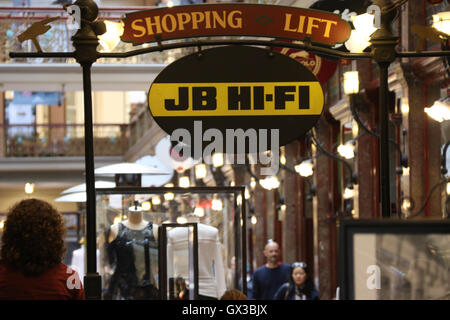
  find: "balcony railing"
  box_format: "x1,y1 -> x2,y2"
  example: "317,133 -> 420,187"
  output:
0,123 -> 128,157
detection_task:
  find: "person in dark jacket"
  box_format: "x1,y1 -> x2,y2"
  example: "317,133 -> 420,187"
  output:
274,262 -> 319,300
252,241 -> 291,300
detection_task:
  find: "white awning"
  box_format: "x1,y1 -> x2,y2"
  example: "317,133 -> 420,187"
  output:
0,63 -> 166,91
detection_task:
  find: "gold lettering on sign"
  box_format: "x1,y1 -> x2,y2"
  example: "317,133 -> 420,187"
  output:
131,10 -> 244,37
283,14 -> 339,38
322,19 -> 337,38
131,19 -> 146,37
145,16 -> 162,35
177,13 -> 191,31
306,17 -> 321,35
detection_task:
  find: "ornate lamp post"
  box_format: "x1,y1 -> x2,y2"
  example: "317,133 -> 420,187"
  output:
369,0 -> 399,217
70,0 -> 106,299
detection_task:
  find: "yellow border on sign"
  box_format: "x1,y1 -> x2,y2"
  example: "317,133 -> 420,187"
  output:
148,82 -> 324,117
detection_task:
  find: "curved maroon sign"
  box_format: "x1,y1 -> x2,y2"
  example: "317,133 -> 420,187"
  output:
121,3 -> 351,47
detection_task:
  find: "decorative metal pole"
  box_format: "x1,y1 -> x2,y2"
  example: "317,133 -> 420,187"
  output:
370,0 -> 399,218
71,0 -> 106,299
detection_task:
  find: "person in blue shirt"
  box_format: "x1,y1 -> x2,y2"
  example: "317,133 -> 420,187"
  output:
274,262 -> 319,300
252,240 -> 291,300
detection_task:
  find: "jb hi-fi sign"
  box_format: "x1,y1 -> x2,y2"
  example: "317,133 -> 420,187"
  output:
121,4 -> 350,174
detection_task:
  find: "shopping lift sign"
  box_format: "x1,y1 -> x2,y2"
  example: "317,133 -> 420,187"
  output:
121,4 -> 351,47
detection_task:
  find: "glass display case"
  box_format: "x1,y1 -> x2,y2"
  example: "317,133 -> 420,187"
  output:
94,186 -> 247,300
338,219 -> 450,300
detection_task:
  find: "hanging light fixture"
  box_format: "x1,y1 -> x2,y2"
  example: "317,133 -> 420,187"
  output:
212,198 -> 223,211
245,187 -> 251,200
164,192 -> 175,201
98,20 -> 124,52
280,153 -> 286,165
424,98 -> 450,122
401,103 -> 410,114
402,166 -> 410,176
343,184 -> 355,200
151,196 -> 161,206
212,153 -> 224,167
179,176 -> 190,188
259,176 -> 280,190
295,159 -> 314,177
194,207 -> 205,217
343,71 -> 360,95
25,182 -> 34,194
141,201 -> 151,211
250,215 -> 258,225
236,194 -> 243,205
195,163 -> 207,179
337,142 -> 355,159
177,216 -> 188,224
250,178 -> 256,189
345,13 -> 378,53
401,198 -> 412,212
352,119 -> 359,138
432,11 -> 450,35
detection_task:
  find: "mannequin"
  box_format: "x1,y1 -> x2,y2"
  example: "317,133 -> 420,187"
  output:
167,215 -> 226,299
105,204 -> 159,300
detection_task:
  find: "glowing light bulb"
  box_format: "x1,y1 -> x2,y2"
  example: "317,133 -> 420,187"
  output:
295,159 -> 314,177
343,186 -> 354,199
25,182 -> 34,194
259,176 -> 280,190
343,71 -> 359,95
194,207 -> 205,217
141,201 -> 151,211
212,199 -> 223,211
179,176 -> 190,188
164,192 -> 175,201
151,196 -> 161,206
177,216 -> 187,224
337,143 -> 355,159
212,153 -> 224,167
250,178 -> 256,189
195,163 -> 207,179
98,20 -> 124,52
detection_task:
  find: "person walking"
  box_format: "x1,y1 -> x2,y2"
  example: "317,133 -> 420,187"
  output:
274,262 -> 319,300
252,240 -> 291,300
0,198 -> 85,300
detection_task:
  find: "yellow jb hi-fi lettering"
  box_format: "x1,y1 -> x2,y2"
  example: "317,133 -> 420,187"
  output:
149,82 -> 324,117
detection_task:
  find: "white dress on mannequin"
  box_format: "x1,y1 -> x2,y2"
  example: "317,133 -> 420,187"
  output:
70,244 -> 100,286
167,222 -> 226,299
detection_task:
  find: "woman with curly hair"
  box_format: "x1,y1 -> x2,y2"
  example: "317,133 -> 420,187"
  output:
273,262 -> 319,300
220,289 -> 248,300
0,198 -> 85,299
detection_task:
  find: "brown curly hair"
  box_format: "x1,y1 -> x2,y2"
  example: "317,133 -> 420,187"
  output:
220,289 -> 248,300
1,198 -> 66,276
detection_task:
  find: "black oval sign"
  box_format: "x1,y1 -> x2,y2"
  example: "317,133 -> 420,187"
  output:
148,45 -> 324,156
